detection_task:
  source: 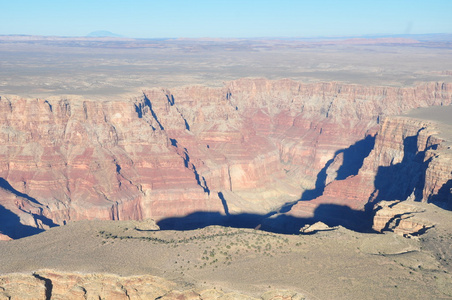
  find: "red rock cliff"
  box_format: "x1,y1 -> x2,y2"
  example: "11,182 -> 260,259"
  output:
0,79 -> 451,237
289,115 -> 452,226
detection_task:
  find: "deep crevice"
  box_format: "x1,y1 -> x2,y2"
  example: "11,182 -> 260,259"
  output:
32,273 -> 52,300
143,95 -> 164,130
170,138 -> 178,147
218,192 -> 230,216
165,94 -> 175,106
192,164 -> 210,195
184,119 -> 190,131
134,103 -> 143,118
80,286 -> 88,300
135,94 -> 164,130
172,139 -> 210,194
44,100 -> 53,112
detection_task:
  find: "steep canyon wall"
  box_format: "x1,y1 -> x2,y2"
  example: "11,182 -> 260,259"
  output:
289,115 -> 452,228
0,79 -> 451,238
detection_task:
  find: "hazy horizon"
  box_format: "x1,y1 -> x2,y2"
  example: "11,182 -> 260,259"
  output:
2,32 -> 452,40
1,0 -> 451,39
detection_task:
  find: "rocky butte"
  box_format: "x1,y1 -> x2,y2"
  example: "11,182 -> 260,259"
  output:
0,78 -> 451,239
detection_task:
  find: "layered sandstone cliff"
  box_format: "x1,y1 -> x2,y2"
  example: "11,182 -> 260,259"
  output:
288,114 -> 452,230
0,79 -> 451,238
372,200 -> 434,236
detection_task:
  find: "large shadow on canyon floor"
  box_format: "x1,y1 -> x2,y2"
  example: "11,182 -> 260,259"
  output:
158,130 -> 450,234
159,135 -> 378,234
0,204 -> 45,239
275,134 -> 375,216
157,203 -> 373,234
0,177 -> 59,239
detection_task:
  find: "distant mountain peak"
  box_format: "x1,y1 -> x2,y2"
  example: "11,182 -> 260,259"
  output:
87,30 -> 122,38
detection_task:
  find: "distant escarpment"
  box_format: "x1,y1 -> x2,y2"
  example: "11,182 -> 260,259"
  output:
0,79 -> 451,238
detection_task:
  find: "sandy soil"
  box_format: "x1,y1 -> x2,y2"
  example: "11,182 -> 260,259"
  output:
404,105 -> 452,144
1,37 -> 452,100
1,201 -> 452,299
405,105 -> 452,126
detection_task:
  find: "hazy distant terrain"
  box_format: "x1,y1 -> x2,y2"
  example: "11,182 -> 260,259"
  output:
1,35 -> 452,99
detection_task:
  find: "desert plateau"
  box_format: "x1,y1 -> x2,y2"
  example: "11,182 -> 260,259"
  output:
0,31 -> 452,300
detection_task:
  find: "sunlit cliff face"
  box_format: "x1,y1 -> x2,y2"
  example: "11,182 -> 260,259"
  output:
0,79 -> 451,239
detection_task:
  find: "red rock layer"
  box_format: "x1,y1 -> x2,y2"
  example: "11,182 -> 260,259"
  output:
0,79 -> 451,236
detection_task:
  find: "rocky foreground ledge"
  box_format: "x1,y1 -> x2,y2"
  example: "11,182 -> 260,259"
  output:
0,269 -> 305,300
1,213 -> 452,299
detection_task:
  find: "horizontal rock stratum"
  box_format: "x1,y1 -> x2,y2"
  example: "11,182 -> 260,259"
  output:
0,78 -> 451,238
0,269 -> 305,299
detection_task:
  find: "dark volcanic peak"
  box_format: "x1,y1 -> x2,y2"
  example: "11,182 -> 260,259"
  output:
87,30 -> 123,38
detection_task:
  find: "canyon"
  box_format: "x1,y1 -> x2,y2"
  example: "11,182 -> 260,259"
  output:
1,36 -> 452,299
0,79 -> 451,239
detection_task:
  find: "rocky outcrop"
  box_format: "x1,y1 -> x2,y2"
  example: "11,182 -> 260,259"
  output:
0,270 -> 305,300
372,201 -> 435,237
133,218 -> 160,231
0,233 -> 11,241
0,79 -> 451,238
300,221 -> 335,233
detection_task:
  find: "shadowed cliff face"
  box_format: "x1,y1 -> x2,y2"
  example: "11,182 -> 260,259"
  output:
365,117 -> 452,208
0,205 -> 44,239
270,115 -> 452,233
0,79 -> 451,238
371,129 -> 431,203
300,134 -> 376,202
429,179 -> 452,210
157,203 -> 372,234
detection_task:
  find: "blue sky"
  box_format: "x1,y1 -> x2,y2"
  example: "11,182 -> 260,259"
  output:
1,0 -> 451,38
